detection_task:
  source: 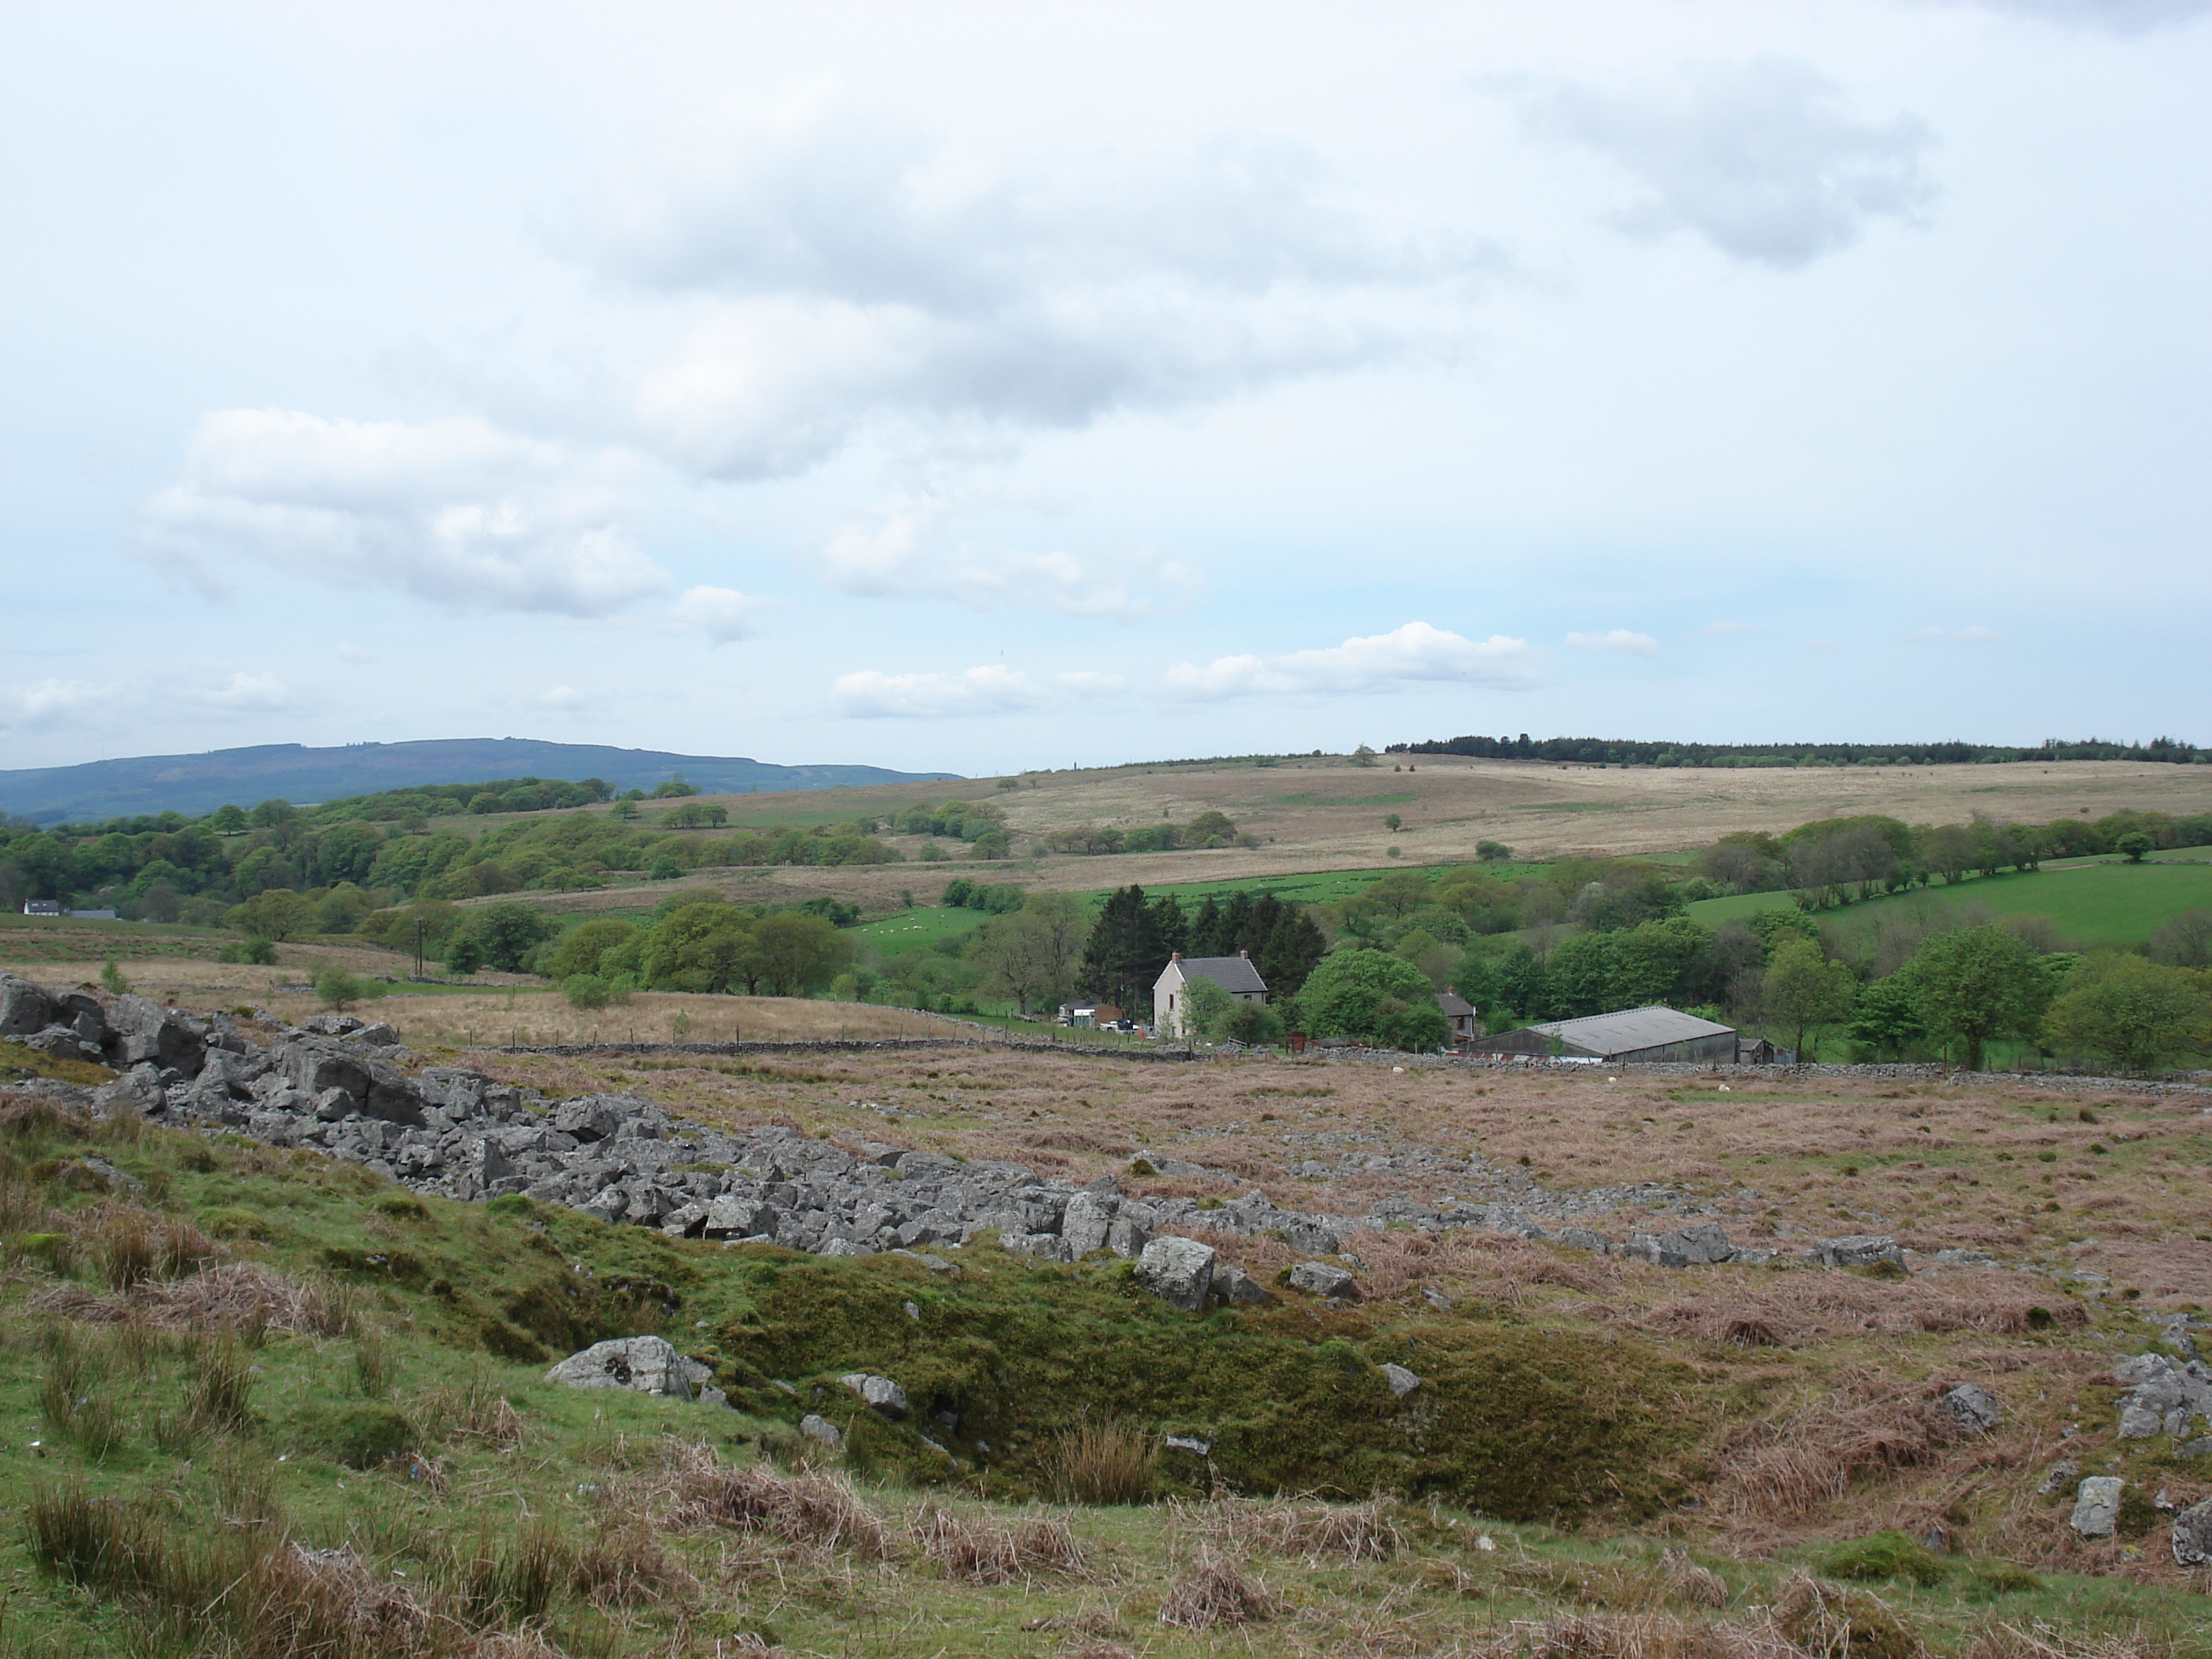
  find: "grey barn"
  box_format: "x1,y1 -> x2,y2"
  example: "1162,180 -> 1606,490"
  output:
1481,1005 -> 1738,1064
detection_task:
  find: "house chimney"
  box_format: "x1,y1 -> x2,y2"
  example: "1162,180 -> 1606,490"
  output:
1238,948 -> 1249,958
1170,950 -> 1181,963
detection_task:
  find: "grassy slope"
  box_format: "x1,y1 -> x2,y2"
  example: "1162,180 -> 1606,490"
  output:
7,1041 -> 2212,1653
1686,853 -> 2212,948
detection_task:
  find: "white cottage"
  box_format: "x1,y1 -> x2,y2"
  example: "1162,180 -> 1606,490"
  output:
1152,950 -> 1268,1039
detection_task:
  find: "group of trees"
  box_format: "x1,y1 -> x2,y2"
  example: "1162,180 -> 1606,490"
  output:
1393,734 -> 2207,768
535,894 -> 853,1000
1036,810 -> 1253,856
1075,885 -> 1328,1016
1694,809 -> 2212,909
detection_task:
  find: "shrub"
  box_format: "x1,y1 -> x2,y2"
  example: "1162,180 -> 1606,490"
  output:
1049,1419 -> 1156,1505
1819,1531 -> 1950,1588
313,966 -> 381,1013
1158,1548 -> 1269,1630
563,973 -> 621,1010
218,936 -> 279,965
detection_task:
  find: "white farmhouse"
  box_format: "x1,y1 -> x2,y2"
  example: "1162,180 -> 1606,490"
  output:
1152,950 -> 1268,1038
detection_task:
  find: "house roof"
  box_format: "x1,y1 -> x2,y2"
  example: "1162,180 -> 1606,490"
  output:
1527,1005 -> 1734,1056
1159,954 -> 1267,995
1436,991 -> 1475,1017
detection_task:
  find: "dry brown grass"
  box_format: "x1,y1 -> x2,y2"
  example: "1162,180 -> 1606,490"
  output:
1716,1380 -> 1968,1525
1175,1495 -> 1406,1565
909,1499 -> 1089,1583
1156,1547 -> 1269,1631
1771,1574 -> 1924,1659
658,1446 -> 890,1558
59,1202 -> 222,1291
1629,1276 -> 2089,1348
1466,1612 -> 1803,1659
386,990 -> 959,1051
32,1261 -> 353,1337
1964,1624 -> 2163,1659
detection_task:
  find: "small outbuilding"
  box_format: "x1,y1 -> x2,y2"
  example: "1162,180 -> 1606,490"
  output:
1436,991 -> 1479,1047
1153,950 -> 1267,1039
1481,1005 -> 1738,1064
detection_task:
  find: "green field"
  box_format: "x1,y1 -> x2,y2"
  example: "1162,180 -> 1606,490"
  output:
1684,849 -> 2212,947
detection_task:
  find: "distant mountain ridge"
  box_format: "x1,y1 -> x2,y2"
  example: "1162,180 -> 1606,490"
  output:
0,738 -> 961,823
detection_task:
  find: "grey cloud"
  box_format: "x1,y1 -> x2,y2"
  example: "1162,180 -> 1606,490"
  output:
559,109 -> 1500,479
1507,57 -> 1936,268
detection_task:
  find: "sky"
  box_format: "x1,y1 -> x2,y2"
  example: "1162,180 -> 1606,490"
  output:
2,0 -> 2207,779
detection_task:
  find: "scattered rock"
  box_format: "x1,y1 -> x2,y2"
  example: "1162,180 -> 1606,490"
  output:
2037,1460 -> 2078,1496
2071,1476 -> 2124,1538
545,1336 -> 712,1402
1381,1363 -> 1423,1397
1422,1286 -> 1455,1312
799,1414 -> 843,1448
1937,1384 -> 2001,1432
1137,1236 -> 1218,1312
1210,1262 -> 1273,1305
2170,1498 -> 2212,1566
1165,1434 -> 1213,1456
1804,1234 -> 1906,1270
1288,1260 -> 1359,1301
839,1373 -> 908,1418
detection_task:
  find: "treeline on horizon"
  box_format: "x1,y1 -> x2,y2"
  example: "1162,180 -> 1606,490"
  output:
1390,734 -> 2206,767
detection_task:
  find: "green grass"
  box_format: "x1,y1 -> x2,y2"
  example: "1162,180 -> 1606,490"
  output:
1684,853 -> 2212,947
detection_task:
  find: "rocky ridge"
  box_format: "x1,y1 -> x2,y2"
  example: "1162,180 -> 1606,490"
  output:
5,972 -> 1937,1289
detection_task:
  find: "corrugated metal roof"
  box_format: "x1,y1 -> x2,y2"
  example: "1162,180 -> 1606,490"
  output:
1159,955 -> 1268,994
1529,1005 -> 1734,1056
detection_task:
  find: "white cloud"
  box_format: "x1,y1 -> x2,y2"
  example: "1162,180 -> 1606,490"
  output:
1931,0 -> 2212,33
819,493 -> 1200,620
138,409 -> 671,617
1506,57 -> 1936,268
1908,624 -> 2008,644
668,584 -> 759,643
537,685 -> 584,709
1161,621 -> 1536,702
1567,628 -> 1661,656
830,664 -> 1122,719
196,671 -> 294,712
0,679 -> 121,734
563,103 -> 1500,479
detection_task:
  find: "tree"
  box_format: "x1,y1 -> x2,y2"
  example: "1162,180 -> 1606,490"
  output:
314,965 -> 382,1012
1847,970 -> 1928,1060
1254,906 -> 1328,998
99,960 -> 130,994
1384,814 -> 1403,833
1910,925 -> 2053,1071
449,902 -> 558,974
226,888 -> 312,942
750,911 -> 851,997
1763,939 -> 1857,1061
2149,910 -> 2212,969
548,918 -> 640,981
971,894 -> 1090,1014
1079,884 -> 1174,1013
207,804 -> 249,835
2116,831 -> 2155,863
1351,745 -> 1378,768
564,973 -> 622,1010
2042,958 -> 2210,1074
1476,840 -> 1512,862
1298,950 -> 1449,1050
647,852 -> 682,881
644,899 -> 759,993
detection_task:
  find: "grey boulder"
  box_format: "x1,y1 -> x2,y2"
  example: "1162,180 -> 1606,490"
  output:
839,1372 -> 908,1418
2070,1476 -> 2124,1538
546,1335 -> 712,1402
800,1414 -> 844,1448
1937,1384 -> 2001,1432
1288,1260 -> 1360,1301
1137,1236 -> 1218,1312
2170,1497 -> 2212,1566
1381,1363 -> 1423,1397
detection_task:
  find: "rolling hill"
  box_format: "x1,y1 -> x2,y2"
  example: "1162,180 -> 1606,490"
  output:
0,738 -> 961,823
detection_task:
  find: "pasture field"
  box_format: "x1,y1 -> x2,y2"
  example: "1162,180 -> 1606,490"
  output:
1686,851 -> 2212,949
